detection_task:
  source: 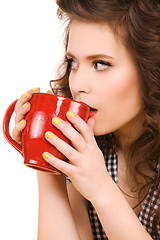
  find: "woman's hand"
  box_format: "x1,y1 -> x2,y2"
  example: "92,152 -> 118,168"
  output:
12,87 -> 40,143
43,111 -> 109,202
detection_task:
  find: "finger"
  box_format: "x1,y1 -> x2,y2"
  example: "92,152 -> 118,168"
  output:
15,87 -> 40,112
15,102 -> 31,124
44,131 -> 79,163
30,87 -> 40,93
51,117 -> 86,151
42,152 -> 75,176
87,117 -> 95,132
15,87 -> 40,123
47,90 -> 54,94
15,91 -> 32,113
66,111 -> 95,143
12,119 -> 26,143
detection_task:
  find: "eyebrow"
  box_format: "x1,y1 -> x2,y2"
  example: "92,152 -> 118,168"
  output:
66,52 -> 114,60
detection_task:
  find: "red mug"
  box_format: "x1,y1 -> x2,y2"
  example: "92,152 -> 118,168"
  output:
3,93 -> 90,174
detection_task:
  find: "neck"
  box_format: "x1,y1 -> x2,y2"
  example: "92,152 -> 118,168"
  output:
114,114 -> 144,151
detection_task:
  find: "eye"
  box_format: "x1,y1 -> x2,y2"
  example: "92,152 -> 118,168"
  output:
66,58 -> 79,71
93,60 -> 112,71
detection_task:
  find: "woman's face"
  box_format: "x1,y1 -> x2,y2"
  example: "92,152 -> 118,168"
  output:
66,20 -> 143,137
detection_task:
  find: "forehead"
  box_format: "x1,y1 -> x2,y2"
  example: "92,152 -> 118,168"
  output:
67,20 -> 123,56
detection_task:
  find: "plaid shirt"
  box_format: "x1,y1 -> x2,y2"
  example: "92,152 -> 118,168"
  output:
89,152 -> 160,239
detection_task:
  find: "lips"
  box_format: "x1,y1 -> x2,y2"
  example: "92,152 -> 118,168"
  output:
78,101 -> 97,118
89,107 -> 97,118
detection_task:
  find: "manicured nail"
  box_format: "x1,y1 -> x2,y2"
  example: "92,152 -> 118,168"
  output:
43,152 -> 50,159
23,91 -> 28,98
45,131 -> 54,139
47,90 -> 52,93
52,117 -> 62,125
22,102 -> 27,108
19,120 -> 24,125
32,87 -> 39,91
67,111 -> 75,118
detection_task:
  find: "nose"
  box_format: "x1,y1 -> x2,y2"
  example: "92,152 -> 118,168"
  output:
69,66 -> 90,96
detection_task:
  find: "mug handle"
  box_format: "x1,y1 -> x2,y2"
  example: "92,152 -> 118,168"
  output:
3,99 -> 23,155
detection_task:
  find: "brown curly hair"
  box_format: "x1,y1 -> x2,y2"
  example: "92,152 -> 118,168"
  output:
50,0 -> 160,237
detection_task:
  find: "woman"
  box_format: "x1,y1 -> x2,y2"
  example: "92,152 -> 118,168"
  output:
13,0 -> 160,239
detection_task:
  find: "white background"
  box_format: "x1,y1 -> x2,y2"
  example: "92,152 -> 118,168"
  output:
0,1 -> 64,239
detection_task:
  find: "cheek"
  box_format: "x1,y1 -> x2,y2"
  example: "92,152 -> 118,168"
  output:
68,76 -> 74,95
110,70 -> 142,105
113,75 -> 142,126
95,72 -> 142,134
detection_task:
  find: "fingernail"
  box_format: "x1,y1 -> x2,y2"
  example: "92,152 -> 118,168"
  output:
52,117 -> 62,125
32,87 -> 39,91
67,111 -> 75,118
23,91 -> 28,98
19,120 -> 24,125
22,102 -> 27,108
47,90 -> 52,93
45,131 -> 54,139
43,152 -> 50,159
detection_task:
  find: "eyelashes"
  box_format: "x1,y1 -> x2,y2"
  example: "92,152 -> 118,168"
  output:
65,57 -> 112,71
93,60 -> 112,71
66,57 -> 79,71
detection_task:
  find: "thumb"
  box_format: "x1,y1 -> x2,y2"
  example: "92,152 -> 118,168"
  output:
87,117 -> 95,131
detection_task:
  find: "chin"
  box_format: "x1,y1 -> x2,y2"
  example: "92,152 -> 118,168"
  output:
93,123 -> 113,136
93,128 -> 108,136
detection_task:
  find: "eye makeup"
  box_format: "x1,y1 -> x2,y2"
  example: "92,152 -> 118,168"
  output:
93,60 -> 112,71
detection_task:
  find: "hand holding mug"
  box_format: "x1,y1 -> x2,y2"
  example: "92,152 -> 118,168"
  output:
3,89 -> 90,174
13,87 -> 40,144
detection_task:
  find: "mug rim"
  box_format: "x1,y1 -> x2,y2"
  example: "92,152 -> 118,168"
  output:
32,92 -> 90,108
